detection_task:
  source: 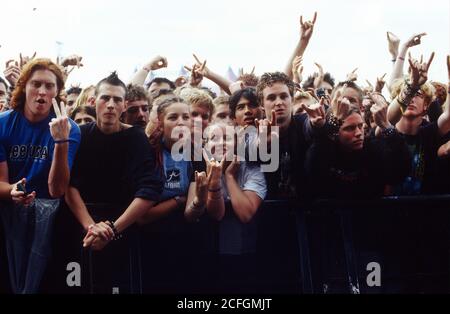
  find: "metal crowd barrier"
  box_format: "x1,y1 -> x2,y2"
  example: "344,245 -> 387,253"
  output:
1,196 -> 449,293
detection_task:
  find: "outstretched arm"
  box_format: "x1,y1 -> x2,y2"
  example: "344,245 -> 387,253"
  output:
185,54 -> 232,94
388,33 -> 426,89
130,55 -> 168,86
284,12 -> 317,79
387,51 -> 434,125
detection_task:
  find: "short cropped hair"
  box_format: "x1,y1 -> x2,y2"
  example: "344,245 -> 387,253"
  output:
256,72 -> 295,104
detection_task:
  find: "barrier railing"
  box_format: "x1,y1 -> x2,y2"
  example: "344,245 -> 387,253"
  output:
1,196 -> 449,293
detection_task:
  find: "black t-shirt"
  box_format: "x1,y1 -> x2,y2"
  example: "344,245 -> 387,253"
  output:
393,122 -> 444,195
434,131 -> 450,194
304,131 -> 411,199
264,114 -> 313,200
70,123 -> 163,219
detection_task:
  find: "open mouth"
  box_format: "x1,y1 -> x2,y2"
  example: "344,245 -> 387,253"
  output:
36,99 -> 46,104
244,117 -> 255,124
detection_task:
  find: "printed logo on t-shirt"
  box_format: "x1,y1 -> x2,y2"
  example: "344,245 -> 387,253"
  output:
9,144 -> 49,161
165,168 -> 181,190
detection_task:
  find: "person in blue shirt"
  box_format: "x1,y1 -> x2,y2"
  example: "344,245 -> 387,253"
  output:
138,96 -> 198,293
0,58 -> 81,293
139,96 -> 192,223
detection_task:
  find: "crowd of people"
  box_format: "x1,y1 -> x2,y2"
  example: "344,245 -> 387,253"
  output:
0,12 -> 449,294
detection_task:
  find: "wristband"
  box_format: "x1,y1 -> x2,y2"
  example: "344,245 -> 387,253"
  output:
54,139 -> 70,144
381,127 -> 397,138
106,221 -> 123,241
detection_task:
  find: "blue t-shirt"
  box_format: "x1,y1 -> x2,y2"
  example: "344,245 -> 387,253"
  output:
0,110 -> 80,198
159,148 -> 192,202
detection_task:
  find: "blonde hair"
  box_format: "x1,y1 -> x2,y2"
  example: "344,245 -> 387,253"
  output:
389,77 -> 435,105
178,86 -> 214,116
73,85 -> 95,110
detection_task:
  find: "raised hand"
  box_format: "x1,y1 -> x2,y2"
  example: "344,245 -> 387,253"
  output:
191,54 -> 210,77
331,85 -> 352,120
10,178 -> 36,207
346,68 -> 358,82
194,170 -> 208,206
145,55 -> 168,71
229,80 -> 245,94
4,60 -> 21,87
203,148 -> 226,189
50,98 -> 71,141
300,12 -> 317,41
364,80 -> 374,94
408,51 -> 434,88
375,73 -> 387,93
313,62 -> 324,88
184,61 -> 206,87
386,31 -> 400,59
301,97 -> 326,127
255,109 -> 277,146
174,76 -> 187,88
19,52 -> 36,69
369,92 -> 391,130
404,32 -> 426,48
238,66 -> 256,78
60,54 -> 83,68
292,56 -> 304,84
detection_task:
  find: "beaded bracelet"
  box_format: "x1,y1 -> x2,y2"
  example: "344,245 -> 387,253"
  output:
328,113 -> 343,128
381,127 -> 397,138
327,113 -> 343,138
107,221 -> 123,241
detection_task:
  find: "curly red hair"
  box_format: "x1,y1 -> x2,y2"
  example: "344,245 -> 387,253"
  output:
10,58 -> 66,111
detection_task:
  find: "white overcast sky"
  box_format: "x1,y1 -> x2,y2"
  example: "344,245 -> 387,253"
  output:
1,0 -> 449,90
